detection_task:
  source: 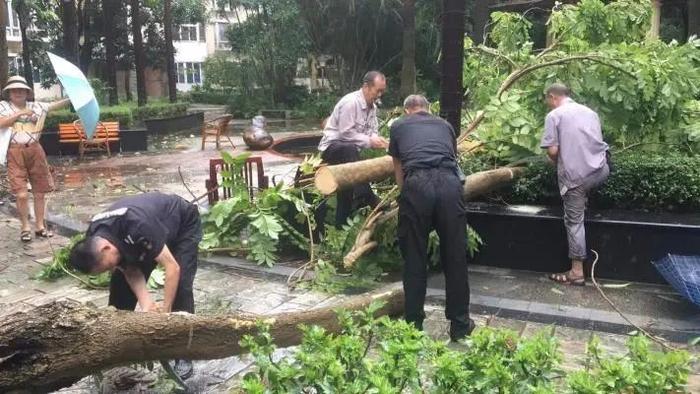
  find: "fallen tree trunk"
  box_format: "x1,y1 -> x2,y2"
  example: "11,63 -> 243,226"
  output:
0,283 -> 404,393
344,166 -> 524,267
314,140 -> 484,195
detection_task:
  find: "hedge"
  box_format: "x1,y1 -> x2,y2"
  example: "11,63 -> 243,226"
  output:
462,152 -> 700,213
44,102 -> 188,130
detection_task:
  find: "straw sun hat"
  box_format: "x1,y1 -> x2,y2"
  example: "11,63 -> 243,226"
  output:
3,75 -> 33,94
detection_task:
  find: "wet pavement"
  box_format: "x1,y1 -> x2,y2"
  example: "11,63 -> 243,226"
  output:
2,210 -> 698,393
1,107 -> 700,392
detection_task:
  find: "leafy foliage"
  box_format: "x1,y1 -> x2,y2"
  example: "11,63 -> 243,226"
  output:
486,152 -> 700,212
238,304 -> 692,393
567,335 -> 691,393
200,152 -> 312,267
464,0 -> 700,162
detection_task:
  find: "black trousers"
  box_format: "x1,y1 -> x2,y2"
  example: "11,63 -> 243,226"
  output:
316,142 -> 379,229
398,168 -> 471,330
109,205 -> 202,313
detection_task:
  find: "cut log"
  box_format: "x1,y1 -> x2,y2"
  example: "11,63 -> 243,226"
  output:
0,283 -> 404,393
315,156 -> 394,195
343,166 -> 524,267
315,140 -> 485,195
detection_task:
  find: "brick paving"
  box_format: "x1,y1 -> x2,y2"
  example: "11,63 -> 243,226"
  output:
1,210 -> 699,393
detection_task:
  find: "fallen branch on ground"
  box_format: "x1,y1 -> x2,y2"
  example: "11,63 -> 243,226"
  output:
0,283 -> 405,392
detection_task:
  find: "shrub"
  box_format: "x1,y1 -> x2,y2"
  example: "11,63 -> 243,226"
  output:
45,106 -> 133,130
132,102 -> 188,120
189,86 -> 233,105
463,152 -> 700,212
44,102 -> 188,130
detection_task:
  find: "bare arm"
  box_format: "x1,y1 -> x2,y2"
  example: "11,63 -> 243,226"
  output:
393,157 -> 404,189
48,98 -> 71,112
546,145 -> 559,163
0,109 -> 33,128
154,245 -> 181,313
121,266 -> 156,311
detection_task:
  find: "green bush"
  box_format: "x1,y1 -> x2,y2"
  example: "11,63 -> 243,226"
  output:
45,106 -> 133,130
239,303 -> 692,393
465,152 -> 700,212
132,102 -> 188,120
44,102 -> 188,130
189,86 -> 233,105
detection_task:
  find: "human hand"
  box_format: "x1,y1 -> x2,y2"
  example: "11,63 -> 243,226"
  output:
370,135 -> 389,149
16,108 -> 34,119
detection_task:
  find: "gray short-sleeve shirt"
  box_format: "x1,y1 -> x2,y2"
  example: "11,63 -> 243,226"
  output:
540,98 -> 608,195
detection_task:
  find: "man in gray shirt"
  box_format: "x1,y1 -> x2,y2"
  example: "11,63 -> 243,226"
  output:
316,71 -> 389,229
540,83 -> 609,286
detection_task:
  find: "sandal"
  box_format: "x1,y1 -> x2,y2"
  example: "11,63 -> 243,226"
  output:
549,271 -> 585,286
20,230 -> 32,243
35,228 -> 54,239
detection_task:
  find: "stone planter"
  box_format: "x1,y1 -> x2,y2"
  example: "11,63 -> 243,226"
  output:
466,202 -> 700,283
144,112 -> 204,136
40,128 -> 148,156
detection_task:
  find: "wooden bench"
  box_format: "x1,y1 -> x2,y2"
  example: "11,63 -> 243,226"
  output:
205,157 -> 269,205
59,121 -> 120,159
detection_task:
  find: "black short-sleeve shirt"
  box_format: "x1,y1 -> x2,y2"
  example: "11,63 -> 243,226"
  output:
86,192 -> 192,268
388,112 -> 458,171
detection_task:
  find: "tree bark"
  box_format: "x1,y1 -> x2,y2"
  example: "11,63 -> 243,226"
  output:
0,283 -> 405,392
315,156 -> 396,195
439,0 -> 466,134
0,0 -> 6,88
689,0 -> 700,39
400,0 -> 417,99
61,0 -> 80,65
103,0 -> 119,105
130,0 -> 147,106
471,0 -> 490,45
17,3 -> 33,88
163,0 -> 177,103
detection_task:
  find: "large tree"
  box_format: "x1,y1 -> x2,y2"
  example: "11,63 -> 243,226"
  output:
690,0 -> 700,39
130,0 -> 147,106
0,0 -> 8,87
103,0 -> 119,105
13,0 -> 35,87
400,0 -> 417,98
163,0 -> 177,102
60,0 -> 79,64
471,0 -> 490,44
440,0 -> 467,133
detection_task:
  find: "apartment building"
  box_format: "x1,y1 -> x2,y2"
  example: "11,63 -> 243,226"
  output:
3,2 -> 61,99
2,1 -> 237,98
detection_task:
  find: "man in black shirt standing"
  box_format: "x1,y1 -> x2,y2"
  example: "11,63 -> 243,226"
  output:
388,95 -> 474,341
69,192 -> 202,379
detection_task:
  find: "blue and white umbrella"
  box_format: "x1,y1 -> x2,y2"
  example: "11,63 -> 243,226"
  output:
653,254 -> 700,307
47,52 -> 100,138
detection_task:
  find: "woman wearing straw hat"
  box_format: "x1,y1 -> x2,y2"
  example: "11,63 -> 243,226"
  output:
0,75 -> 69,242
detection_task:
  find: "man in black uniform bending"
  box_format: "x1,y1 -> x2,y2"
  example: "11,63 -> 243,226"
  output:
69,192 -> 202,379
388,95 -> 474,341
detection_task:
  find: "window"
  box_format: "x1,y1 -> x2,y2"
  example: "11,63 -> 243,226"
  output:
4,4 -> 20,37
176,62 -> 203,84
175,24 -> 199,41
215,23 -> 230,49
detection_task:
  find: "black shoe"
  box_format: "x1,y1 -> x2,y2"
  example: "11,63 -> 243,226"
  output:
173,359 -> 193,380
449,318 -> 476,342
